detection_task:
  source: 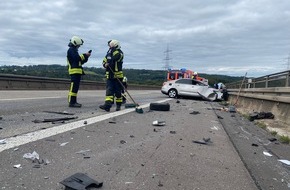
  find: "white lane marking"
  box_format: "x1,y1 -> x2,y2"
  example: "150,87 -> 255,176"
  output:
0,99 -> 171,152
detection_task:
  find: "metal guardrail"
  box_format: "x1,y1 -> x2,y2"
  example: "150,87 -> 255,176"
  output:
226,70 -> 290,104
0,74 -> 160,90
226,70 -> 290,89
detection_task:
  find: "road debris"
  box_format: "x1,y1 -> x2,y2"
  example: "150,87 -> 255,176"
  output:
60,172 -> 103,189
249,112 -> 274,121
0,139 -> 7,144
120,140 -> 127,144
32,116 -> 78,123
190,111 -> 200,115
60,142 -> 69,146
13,164 -> 21,168
263,151 -> 273,157
43,111 -> 75,115
152,120 -> 166,126
192,138 -> 212,145
278,159 -> 290,166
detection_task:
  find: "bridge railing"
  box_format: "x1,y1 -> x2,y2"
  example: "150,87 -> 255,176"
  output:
226,70 -> 290,89
226,70 -> 290,104
0,74 -> 160,90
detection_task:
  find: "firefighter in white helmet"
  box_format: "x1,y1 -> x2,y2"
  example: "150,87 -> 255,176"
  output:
67,36 -> 91,108
192,72 -> 198,80
99,39 -> 124,112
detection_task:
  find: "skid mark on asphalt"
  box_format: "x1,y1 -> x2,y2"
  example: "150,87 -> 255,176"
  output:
0,99 -> 171,152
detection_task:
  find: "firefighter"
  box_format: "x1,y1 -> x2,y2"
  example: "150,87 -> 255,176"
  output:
99,39 -> 124,112
122,76 -> 128,104
67,36 -> 91,108
192,72 -> 198,80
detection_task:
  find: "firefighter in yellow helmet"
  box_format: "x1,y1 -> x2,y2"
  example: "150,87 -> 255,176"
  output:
67,36 -> 91,108
99,39 -> 124,112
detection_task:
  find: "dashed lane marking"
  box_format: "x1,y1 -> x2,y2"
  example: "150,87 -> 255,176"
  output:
0,99 -> 171,152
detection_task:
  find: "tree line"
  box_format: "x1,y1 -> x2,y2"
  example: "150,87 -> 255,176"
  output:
0,65 -> 243,86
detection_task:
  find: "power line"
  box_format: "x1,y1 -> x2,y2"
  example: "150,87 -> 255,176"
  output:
163,44 -> 172,70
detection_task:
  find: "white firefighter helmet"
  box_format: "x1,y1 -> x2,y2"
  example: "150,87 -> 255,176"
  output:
70,36 -> 84,46
109,39 -> 121,49
193,71 -> 198,75
123,76 -> 127,83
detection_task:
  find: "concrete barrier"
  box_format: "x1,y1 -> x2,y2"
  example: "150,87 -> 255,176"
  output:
0,74 -> 160,90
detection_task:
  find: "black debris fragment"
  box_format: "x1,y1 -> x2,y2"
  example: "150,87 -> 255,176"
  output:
252,143 -> 259,147
109,121 -> 116,124
193,138 -> 212,145
60,173 -> 103,190
33,117 -> 78,123
217,115 -> 223,119
120,140 -> 126,144
190,111 -> 200,115
170,131 -> 176,134
249,112 -> 274,121
43,111 -> 75,115
268,137 -> 277,142
84,121 -> 87,125
176,100 -> 180,103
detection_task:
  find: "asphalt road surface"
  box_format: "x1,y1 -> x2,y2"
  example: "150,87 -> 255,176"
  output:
0,90 -> 289,190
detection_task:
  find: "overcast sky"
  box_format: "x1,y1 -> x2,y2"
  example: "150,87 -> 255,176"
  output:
1,0 -> 290,77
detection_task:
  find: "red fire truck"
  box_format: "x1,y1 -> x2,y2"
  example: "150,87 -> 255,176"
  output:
167,68 -> 208,85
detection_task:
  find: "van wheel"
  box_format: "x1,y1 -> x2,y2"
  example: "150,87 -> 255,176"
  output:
150,103 -> 170,111
168,89 -> 177,98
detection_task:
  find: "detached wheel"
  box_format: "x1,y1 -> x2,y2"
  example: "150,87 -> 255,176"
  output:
168,89 -> 177,98
150,103 -> 170,111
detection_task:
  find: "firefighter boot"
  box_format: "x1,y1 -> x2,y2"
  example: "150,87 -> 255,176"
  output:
116,104 -> 121,111
99,103 -> 111,112
69,96 -> 82,108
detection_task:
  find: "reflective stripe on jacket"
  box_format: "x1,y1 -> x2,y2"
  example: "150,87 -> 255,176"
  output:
103,48 -> 124,79
67,46 -> 88,75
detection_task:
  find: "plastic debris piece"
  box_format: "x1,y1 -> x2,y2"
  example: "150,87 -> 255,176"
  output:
60,172 -> 103,189
60,142 -> 69,146
278,159 -> 290,166
263,151 -> 273,157
170,131 -> 176,134
23,151 -> 40,161
228,106 -> 236,113
0,139 -> 7,144
252,143 -> 259,147
13,164 -> 21,168
152,120 -> 166,126
75,149 -> 91,154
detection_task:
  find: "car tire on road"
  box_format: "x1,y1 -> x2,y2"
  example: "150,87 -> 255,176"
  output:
149,103 -> 170,111
168,89 -> 177,98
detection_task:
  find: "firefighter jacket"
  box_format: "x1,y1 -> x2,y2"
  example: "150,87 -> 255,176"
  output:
102,47 -> 124,79
67,46 -> 89,75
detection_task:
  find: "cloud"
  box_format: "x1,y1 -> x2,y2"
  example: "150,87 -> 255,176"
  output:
0,0 -> 290,77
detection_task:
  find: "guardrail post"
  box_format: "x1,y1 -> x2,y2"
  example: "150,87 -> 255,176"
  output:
286,71 -> 290,87
265,76 -> 269,88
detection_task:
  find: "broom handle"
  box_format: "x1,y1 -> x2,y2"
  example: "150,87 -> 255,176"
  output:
107,64 -> 139,106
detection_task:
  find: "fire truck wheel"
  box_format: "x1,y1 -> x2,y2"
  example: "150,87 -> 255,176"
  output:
168,89 -> 177,98
149,103 -> 170,111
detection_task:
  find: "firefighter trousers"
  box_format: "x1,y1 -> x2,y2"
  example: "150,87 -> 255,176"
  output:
104,78 -> 123,106
68,74 -> 81,104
